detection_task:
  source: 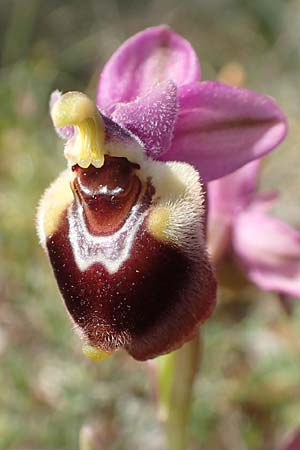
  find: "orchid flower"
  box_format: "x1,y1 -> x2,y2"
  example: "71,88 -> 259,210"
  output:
208,160 -> 300,297
37,26 -> 287,361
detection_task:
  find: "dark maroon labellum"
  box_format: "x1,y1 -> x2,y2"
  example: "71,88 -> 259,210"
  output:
45,156 -> 216,360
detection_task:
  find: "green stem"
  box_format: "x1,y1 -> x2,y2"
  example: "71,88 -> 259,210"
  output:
79,425 -> 98,450
164,334 -> 202,450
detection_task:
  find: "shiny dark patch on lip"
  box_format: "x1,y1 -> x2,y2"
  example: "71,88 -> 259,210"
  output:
72,156 -> 141,235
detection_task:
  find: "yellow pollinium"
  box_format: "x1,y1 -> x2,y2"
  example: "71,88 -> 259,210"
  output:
51,91 -> 105,168
82,343 -> 112,362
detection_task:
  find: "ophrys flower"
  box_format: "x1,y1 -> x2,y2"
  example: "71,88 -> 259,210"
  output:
37,26 -> 287,360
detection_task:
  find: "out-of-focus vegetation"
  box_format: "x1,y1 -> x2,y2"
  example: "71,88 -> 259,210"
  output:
0,1 -> 300,449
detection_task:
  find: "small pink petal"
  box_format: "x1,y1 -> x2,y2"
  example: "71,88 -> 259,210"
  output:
208,160 -> 261,220
112,80 -> 178,157
207,161 -> 279,265
232,206 -> 300,297
207,161 -> 260,264
97,25 -> 200,113
278,431 -> 300,450
49,90 -> 74,140
163,81 -> 287,181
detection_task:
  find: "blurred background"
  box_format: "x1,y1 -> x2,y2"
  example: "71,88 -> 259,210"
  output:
0,0 -> 300,449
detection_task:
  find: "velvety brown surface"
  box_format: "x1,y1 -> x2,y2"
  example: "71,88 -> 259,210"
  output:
46,156 -> 216,360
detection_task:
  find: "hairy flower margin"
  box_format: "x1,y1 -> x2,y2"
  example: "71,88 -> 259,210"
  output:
37,26 -> 287,361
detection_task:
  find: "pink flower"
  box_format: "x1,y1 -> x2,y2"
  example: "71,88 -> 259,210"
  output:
208,160 -> 300,297
55,25 -> 286,181
38,26 -> 287,361
96,25 -> 287,181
